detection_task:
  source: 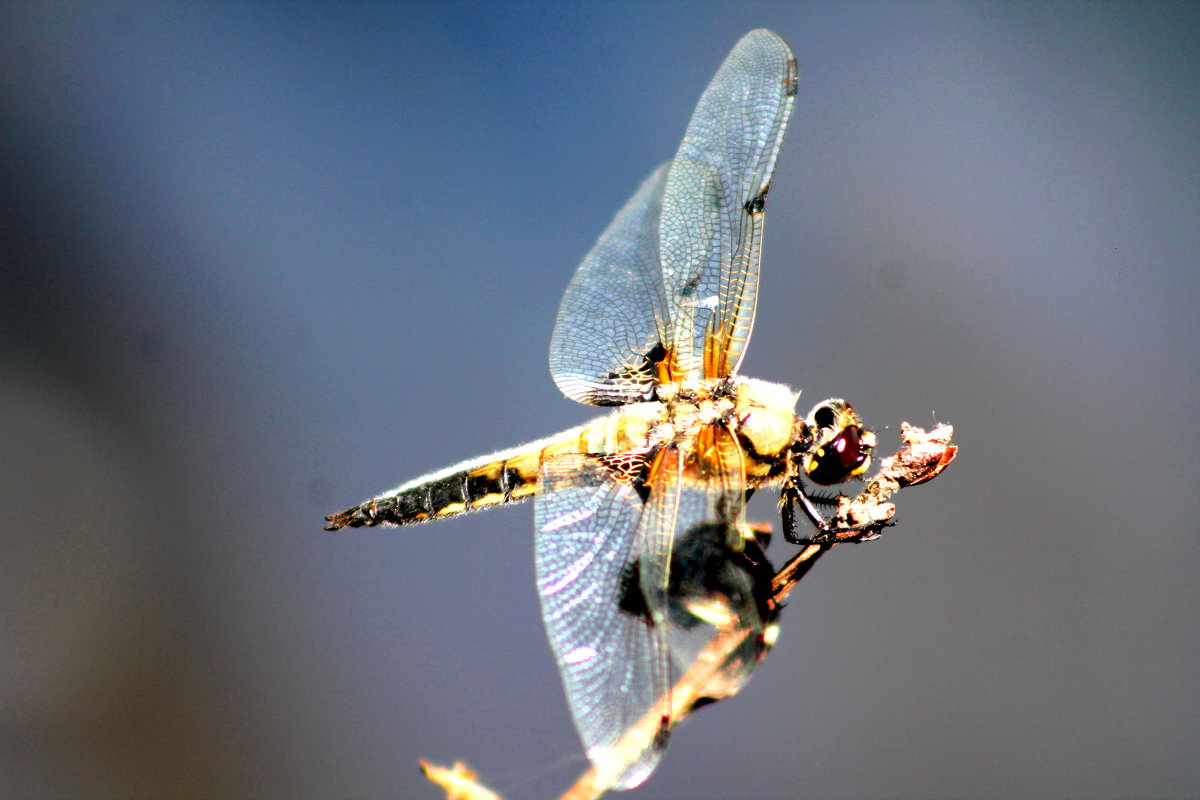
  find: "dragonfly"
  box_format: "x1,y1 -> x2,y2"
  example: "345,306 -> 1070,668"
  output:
326,29 -> 878,791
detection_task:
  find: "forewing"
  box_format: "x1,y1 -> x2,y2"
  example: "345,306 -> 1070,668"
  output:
535,453 -> 671,790
549,164 -> 671,407
658,28 -> 797,381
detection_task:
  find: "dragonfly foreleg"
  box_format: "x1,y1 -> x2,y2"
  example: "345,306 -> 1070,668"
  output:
779,481 -> 892,546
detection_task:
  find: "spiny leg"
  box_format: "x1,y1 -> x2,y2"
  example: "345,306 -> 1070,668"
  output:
779,481 -> 891,546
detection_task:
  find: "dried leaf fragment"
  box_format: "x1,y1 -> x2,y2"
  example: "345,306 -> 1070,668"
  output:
828,422 -> 957,536
893,421 -> 958,486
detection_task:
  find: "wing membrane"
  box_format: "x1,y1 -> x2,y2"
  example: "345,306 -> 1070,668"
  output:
537,30 -> 795,789
549,165 -> 671,406
535,426 -> 771,790
535,453 -> 671,790
549,29 -> 796,403
659,28 -> 797,381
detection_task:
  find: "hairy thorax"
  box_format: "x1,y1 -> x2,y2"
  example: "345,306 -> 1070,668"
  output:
576,376 -> 805,489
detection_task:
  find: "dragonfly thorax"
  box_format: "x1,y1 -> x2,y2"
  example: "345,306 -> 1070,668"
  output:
639,376 -> 807,487
656,378 -> 737,426
731,377 -> 805,460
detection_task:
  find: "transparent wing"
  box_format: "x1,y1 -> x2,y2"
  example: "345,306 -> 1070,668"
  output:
549,29 -> 797,403
535,453 -> 671,790
659,28 -> 797,381
549,164 -> 671,407
535,428 -> 772,791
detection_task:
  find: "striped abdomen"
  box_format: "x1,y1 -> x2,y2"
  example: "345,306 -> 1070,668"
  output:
324,405 -> 659,531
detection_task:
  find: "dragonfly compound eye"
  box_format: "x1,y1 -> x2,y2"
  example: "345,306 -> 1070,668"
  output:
803,398 -> 873,485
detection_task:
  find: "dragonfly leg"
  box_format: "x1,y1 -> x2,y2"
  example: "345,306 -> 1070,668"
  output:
780,481 -> 892,546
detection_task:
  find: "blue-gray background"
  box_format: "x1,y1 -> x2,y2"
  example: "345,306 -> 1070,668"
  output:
2,2 -> 1197,798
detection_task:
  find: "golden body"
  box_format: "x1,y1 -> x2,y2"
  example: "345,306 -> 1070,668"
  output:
325,376 -> 816,530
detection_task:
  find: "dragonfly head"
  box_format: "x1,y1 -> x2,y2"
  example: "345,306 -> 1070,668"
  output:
799,399 -> 874,485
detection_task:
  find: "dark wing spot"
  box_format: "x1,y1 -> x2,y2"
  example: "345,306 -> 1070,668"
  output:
743,186 -> 769,215
592,342 -> 668,405
643,341 -> 668,365
633,443 -> 669,505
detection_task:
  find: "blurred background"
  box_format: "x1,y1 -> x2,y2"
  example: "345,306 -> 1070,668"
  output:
1,2 -> 1197,798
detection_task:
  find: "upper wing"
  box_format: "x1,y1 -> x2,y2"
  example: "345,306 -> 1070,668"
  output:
659,28 -> 797,382
549,164 -> 671,406
549,30 -> 797,405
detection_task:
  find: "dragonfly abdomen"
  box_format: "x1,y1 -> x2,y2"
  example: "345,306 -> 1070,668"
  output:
325,452 -> 541,529
325,407 -> 660,530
